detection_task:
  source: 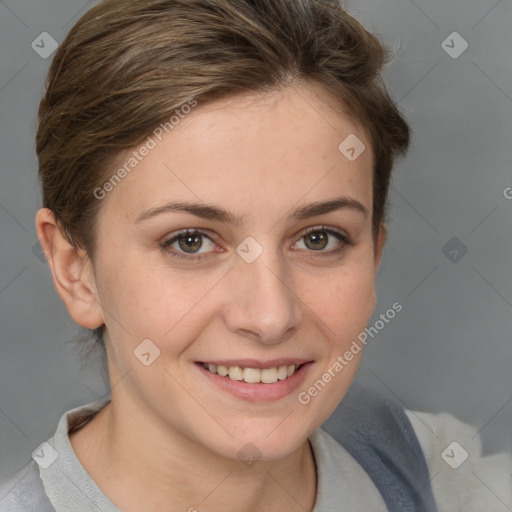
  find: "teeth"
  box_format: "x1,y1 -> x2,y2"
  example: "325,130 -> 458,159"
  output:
261,368 -> 278,384
277,366 -> 288,380
243,367 -> 261,383
202,363 -> 300,383
228,366 -> 243,381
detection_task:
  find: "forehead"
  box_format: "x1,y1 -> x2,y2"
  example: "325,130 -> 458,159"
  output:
98,83 -> 374,224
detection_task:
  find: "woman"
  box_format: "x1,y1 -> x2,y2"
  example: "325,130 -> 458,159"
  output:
0,1 -> 510,511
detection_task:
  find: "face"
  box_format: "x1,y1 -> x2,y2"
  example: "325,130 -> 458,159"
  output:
76,82 -> 384,461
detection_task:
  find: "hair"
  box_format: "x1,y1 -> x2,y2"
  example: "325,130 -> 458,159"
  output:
36,0 -> 410,366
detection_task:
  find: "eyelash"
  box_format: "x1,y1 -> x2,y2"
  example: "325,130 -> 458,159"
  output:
161,226 -> 354,262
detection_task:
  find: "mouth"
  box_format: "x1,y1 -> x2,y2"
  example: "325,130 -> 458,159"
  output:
198,362 -> 306,384
194,360 -> 313,402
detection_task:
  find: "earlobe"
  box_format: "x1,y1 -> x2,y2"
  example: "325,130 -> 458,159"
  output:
35,207 -> 105,329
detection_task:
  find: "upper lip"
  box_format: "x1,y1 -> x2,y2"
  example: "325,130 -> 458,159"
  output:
197,358 -> 312,369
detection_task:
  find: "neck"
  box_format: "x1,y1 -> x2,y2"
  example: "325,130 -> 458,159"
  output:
70,396 -> 317,512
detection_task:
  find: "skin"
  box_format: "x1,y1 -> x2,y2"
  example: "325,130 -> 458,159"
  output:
36,81 -> 386,512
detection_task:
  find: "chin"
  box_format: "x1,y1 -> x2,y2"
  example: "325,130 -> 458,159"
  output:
215,422 -> 313,462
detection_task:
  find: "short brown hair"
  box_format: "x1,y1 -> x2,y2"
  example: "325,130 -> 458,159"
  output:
36,0 -> 410,356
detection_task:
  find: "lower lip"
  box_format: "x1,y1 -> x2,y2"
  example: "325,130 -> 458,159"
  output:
194,362 -> 313,402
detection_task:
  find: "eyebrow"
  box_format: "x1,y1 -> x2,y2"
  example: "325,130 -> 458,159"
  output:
134,196 -> 369,225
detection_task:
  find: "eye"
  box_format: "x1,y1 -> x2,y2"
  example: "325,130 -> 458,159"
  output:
292,226 -> 353,256
161,225 -> 354,262
161,229 -> 218,260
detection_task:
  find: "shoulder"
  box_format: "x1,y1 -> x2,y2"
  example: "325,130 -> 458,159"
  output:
323,384 -> 439,510
0,460 -> 55,512
406,409 -> 512,512
0,396 -> 111,512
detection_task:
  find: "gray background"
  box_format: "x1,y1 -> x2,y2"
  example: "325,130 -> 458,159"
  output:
1,0 -> 511,479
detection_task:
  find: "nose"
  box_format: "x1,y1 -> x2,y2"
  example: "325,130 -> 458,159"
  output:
223,247 -> 302,345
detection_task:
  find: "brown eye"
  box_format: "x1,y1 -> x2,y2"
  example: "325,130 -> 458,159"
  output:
303,230 -> 328,251
293,226 -> 353,256
177,232 -> 203,253
162,229 -> 217,261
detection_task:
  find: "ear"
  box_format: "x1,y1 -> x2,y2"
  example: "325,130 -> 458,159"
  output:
368,224 -> 387,317
374,224 -> 387,273
35,207 -> 105,329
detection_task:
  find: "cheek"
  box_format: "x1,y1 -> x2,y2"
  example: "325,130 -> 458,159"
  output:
97,249 -> 175,322
303,262 -> 376,340
97,255 -> 221,357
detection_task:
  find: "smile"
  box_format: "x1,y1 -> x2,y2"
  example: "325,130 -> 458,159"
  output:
200,362 -> 304,384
